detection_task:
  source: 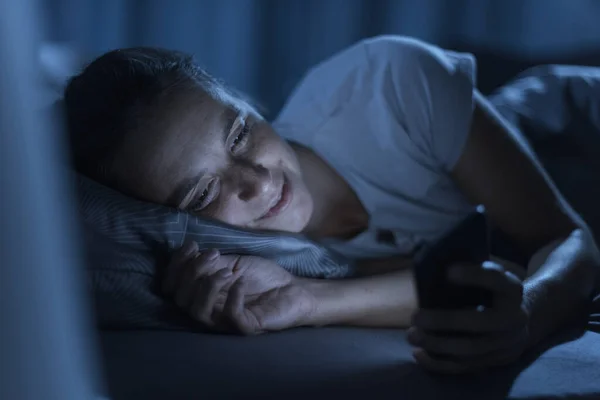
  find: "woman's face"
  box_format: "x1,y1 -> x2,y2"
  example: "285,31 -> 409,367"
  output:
113,89 -> 314,233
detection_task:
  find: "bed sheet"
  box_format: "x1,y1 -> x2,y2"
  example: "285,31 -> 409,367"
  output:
100,324 -> 600,400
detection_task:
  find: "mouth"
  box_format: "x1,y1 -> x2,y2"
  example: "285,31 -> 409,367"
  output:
260,173 -> 292,220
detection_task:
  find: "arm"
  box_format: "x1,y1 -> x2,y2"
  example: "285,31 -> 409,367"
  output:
523,230 -> 599,346
297,91 -> 600,339
452,92 -> 600,347
300,268 -> 417,328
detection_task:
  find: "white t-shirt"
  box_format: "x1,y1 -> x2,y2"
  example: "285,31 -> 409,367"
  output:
272,35 -> 477,260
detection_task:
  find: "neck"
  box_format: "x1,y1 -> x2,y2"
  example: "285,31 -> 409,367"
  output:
291,142 -> 368,239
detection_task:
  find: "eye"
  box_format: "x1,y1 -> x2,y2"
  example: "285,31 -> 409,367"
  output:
230,122 -> 251,152
190,179 -> 219,212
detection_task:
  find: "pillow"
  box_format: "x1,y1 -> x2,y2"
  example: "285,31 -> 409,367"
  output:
77,174 -> 354,330
489,65 -> 600,242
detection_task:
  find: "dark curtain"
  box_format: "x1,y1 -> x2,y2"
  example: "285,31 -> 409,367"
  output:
42,0 -> 600,117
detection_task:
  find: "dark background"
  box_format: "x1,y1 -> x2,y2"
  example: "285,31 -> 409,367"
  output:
41,0 -> 600,118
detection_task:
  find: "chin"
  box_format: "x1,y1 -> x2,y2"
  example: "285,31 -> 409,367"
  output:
285,200 -> 314,233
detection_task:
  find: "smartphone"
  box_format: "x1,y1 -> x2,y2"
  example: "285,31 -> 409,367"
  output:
411,206 -> 494,310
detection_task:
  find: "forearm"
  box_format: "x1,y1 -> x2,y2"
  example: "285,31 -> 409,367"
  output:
299,268 -> 418,328
523,229 -> 600,348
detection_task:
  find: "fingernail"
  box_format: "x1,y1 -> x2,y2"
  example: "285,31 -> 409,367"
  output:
202,248 -> 218,260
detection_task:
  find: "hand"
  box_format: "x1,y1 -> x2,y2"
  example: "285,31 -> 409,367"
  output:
407,261 -> 530,374
163,242 -> 315,334
221,276 -> 316,335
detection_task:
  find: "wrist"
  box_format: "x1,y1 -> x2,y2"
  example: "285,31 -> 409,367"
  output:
294,278 -> 350,327
522,277 -> 590,349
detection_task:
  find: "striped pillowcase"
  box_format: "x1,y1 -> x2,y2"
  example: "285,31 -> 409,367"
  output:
76,174 -> 353,329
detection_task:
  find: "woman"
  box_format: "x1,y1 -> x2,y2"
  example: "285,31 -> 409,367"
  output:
65,35 -> 599,374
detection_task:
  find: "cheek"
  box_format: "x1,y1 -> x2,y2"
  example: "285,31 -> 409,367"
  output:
205,200 -> 253,228
255,130 -> 299,170
206,174 -> 313,232
288,174 -> 313,222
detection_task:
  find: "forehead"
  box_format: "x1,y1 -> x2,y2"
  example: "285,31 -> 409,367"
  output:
114,89 -> 238,201
168,92 -> 235,143
160,86 -> 257,144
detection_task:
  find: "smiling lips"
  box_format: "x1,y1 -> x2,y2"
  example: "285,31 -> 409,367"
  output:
261,173 -> 291,220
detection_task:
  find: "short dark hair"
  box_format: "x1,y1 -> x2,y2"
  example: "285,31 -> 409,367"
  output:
62,47 -> 222,186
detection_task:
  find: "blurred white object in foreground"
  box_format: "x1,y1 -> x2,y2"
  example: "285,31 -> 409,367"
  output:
0,1 -> 104,399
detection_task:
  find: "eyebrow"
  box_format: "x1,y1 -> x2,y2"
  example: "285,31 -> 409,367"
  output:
223,107 -> 242,144
170,108 -> 240,209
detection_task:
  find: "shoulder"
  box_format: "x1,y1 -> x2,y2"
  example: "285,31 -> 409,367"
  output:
303,35 -> 477,93
362,36 -> 477,103
275,35 -> 475,120
362,35 -> 474,67
274,36 -> 477,163
273,39 -> 370,128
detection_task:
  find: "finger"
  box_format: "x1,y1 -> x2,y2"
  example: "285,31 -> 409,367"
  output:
412,308 -> 527,333
172,249 -> 223,307
449,262 -> 523,309
223,279 -> 259,336
163,241 -> 199,294
449,261 -> 521,291
190,269 -> 234,327
489,256 -> 527,280
191,249 -> 223,277
406,326 -> 525,357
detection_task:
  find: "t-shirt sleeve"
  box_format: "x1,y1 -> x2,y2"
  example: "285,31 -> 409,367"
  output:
364,36 -> 477,171
273,40 -> 370,142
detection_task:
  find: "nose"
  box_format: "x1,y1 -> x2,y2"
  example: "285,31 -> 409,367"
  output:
230,160 -> 272,202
